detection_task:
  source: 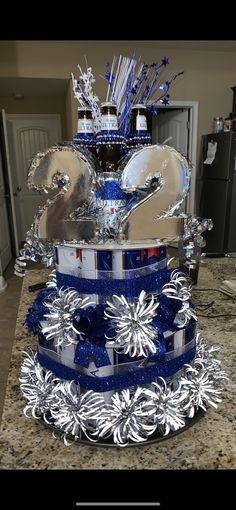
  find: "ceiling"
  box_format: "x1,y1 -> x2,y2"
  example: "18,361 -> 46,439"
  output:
0,77 -> 69,98
80,40 -> 236,52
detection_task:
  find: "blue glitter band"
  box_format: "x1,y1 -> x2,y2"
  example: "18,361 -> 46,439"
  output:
25,289 -> 57,334
96,130 -> 125,138
96,130 -> 126,146
56,267 -> 170,297
37,344 -> 196,392
128,130 -> 151,138
127,132 -> 152,146
73,133 -> 96,147
74,132 -> 94,140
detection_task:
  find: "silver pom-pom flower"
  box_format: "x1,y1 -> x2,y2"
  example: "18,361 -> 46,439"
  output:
96,387 -> 157,446
193,334 -> 229,387
51,381 -> 105,444
162,270 -> 197,328
20,352 -> 60,421
179,366 -> 223,417
41,288 -> 95,347
104,291 -> 159,357
147,378 -> 186,435
178,334 -> 227,417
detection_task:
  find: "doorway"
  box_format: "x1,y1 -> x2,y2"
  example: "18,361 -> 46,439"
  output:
4,113 -> 62,246
0,142 -> 12,272
151,101 -> 198,214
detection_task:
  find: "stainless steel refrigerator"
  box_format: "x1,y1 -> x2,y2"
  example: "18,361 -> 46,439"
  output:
198,131 -> 236,254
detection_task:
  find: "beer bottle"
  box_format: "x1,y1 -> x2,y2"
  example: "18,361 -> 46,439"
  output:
96,102 -> 125,172
128,104 -> 151,148
73,106 -> 97,156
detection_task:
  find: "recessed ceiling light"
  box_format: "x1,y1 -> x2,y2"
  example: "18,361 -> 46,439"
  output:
14,93 -> 24,100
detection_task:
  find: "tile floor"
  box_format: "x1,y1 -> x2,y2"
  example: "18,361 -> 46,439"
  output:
0,259 -> 44,424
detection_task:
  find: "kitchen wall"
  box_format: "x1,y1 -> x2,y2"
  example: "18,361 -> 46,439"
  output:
65,81 -> 75,141
0,40 -> 236,164
0,95 -> 67,139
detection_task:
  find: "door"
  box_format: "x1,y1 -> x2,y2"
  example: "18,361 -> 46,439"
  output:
0,110 -> 19,262
5,114 -> 62,245
0,142 -> 12,271
152,108 -> 189,157
152,108 -> 190,215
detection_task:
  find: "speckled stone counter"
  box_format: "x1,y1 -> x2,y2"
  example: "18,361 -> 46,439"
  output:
0,259 -> 236,469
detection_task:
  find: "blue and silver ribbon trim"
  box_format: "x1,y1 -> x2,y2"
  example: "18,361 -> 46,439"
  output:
96,130 -> 126,146
127,130 -> 152,146
73,132 -> 96,147
56,266 -> 169,297
37,338 -> 196,393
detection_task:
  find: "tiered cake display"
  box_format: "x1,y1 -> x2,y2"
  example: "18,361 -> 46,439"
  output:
17,55 -> 228,447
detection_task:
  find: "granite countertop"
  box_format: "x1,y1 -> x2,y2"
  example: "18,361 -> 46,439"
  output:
0,259 -> 236,469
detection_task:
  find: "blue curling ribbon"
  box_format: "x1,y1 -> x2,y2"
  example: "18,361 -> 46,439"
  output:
73,304 -> 107,340
25,288 -> 56,334
56,267 -> 170,297
73,304 -> 111,368
37,344 -> 196,393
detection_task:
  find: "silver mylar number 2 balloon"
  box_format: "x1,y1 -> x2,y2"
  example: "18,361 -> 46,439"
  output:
118,144 -> 190,243
27,144 -> 97,242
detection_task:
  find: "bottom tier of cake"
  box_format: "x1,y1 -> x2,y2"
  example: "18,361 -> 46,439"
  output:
19,250 -> 228,447
20,335 -> 225,447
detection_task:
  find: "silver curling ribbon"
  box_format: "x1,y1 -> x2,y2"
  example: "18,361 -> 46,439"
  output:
14,256 -> 27,277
